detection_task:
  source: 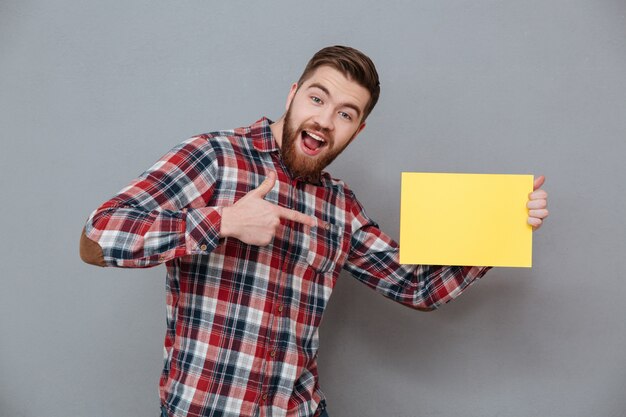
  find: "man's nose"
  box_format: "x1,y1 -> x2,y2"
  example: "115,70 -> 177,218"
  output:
313,108 -> 335,131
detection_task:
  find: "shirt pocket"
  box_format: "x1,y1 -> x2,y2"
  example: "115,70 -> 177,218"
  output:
304,222 -> 345,274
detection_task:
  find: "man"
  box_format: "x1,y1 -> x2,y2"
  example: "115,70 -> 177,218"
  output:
80,46 -> 549,417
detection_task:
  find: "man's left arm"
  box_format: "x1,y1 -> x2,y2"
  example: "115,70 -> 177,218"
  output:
343,176 -> 549,311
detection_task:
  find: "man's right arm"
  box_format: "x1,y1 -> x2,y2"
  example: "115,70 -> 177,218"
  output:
80,136 -> 222,268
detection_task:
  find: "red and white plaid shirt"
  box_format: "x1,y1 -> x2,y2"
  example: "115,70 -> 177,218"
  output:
84,118 -> 490,417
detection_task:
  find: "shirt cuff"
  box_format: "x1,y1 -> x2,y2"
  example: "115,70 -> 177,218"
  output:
185,206 -> 223,255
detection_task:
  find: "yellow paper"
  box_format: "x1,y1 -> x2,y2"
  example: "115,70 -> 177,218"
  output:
400,172 -> 533,267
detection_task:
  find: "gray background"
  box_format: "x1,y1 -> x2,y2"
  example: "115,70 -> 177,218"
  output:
1,1 -> 625,416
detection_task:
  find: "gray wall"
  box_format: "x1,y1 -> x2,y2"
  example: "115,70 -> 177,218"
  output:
1,1 -> 625,416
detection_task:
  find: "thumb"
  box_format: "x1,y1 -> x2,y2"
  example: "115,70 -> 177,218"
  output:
251,171 -> 277,198
533,175 -> 545,191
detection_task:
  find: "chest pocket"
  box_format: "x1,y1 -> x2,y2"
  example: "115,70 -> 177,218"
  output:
304,222 -> 345,274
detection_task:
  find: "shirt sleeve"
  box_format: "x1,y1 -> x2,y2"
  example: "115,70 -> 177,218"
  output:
82,136 -> 222,268
343,190 -> 491,311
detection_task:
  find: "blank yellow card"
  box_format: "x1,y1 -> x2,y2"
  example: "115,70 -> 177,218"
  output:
400,172 -> 533,267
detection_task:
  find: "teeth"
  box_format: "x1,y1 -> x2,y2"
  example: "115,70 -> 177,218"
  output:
306,131 -> 326,143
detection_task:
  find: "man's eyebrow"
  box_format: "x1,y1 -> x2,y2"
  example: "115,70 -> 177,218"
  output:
307,82 -> 362,118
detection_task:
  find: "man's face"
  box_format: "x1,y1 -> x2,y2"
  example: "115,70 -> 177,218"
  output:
280,65 -> 370,180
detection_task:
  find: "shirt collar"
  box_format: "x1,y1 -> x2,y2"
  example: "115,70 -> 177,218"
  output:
251,117 -> 280,153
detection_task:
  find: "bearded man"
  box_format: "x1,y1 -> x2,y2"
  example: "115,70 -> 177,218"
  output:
80,45 -> 549,417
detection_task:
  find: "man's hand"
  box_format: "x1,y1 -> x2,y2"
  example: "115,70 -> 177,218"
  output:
528,175 -> 549,230
220,171 -> 317,245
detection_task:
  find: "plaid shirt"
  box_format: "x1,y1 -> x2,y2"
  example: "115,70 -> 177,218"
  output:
83,117 -> 490,417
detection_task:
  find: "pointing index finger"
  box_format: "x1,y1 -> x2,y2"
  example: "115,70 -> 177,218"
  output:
275,206 -> 317,227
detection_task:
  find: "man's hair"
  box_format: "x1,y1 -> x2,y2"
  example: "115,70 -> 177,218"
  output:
297,45 -> 380,121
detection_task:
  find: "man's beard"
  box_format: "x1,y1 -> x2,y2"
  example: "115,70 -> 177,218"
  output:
280,107 -> 354,181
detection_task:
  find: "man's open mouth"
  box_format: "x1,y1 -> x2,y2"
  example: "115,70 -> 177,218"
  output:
301,130 -> 327,155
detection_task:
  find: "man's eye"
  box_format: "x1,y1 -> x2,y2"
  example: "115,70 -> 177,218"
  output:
339,112 -> 352,120
311,96 -> 322,104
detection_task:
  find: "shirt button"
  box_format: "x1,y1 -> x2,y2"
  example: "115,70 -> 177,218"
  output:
199,244 -> 208,251
262,393 -> 268,400
270,350 -> 276,357
325,222 -> 331,230
277,305 -> 284,313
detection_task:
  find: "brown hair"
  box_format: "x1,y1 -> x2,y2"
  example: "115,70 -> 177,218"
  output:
297,45 -> 380,121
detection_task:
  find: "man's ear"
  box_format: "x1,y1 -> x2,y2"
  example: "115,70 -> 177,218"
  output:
349,122 -> 367,144
285,82 -> 298,111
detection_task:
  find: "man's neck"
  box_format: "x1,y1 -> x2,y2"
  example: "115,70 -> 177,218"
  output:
270,116 -> 284,148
